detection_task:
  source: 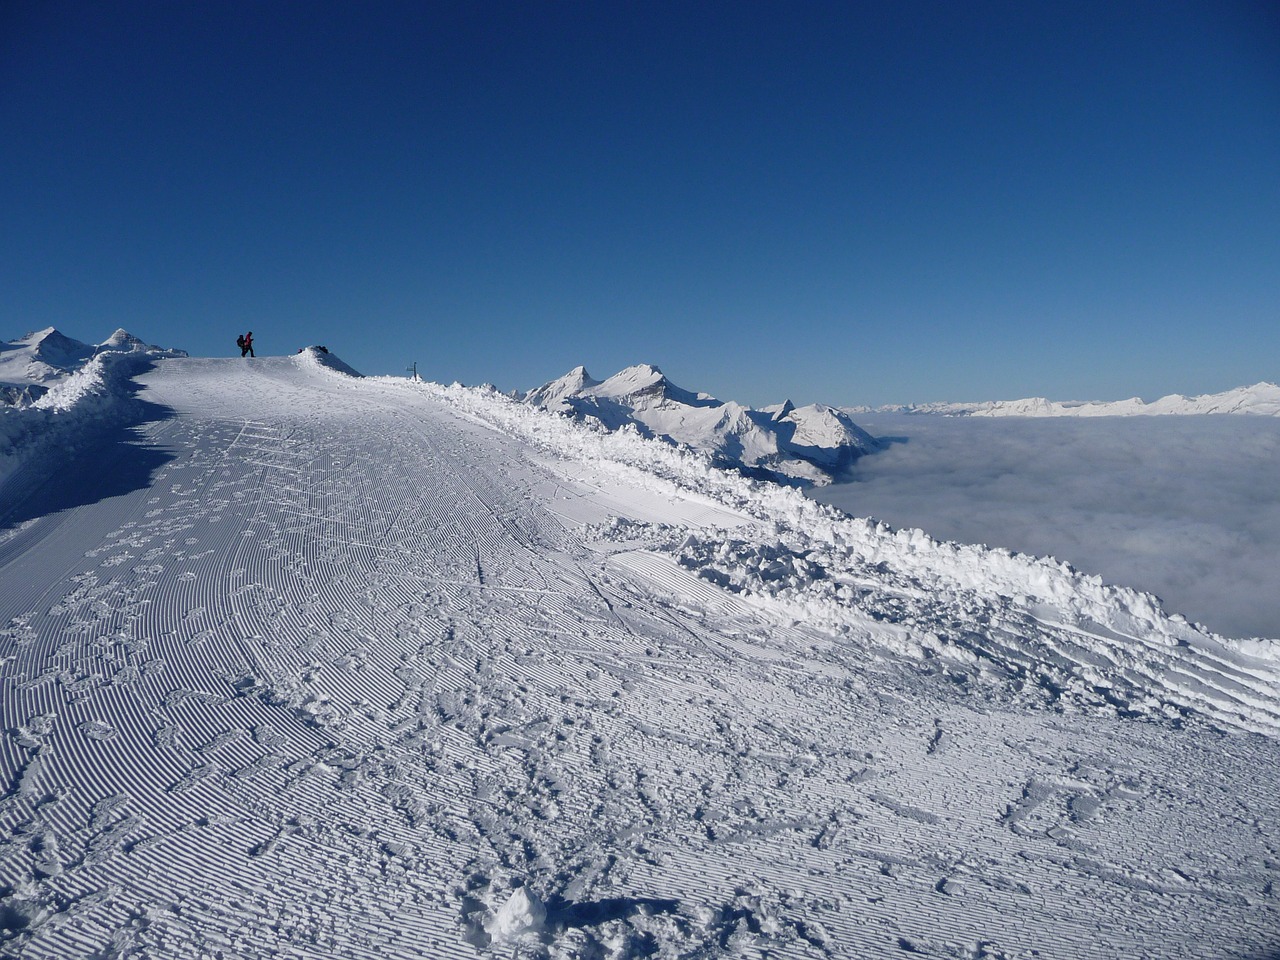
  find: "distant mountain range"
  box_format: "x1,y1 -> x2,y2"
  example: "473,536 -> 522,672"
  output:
848,381 -> 1280,418
522,363 -> 881,485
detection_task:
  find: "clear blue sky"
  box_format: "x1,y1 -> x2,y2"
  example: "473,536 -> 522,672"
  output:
2,1 -> 1277,406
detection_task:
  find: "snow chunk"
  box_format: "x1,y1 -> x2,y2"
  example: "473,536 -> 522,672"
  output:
484,887 -> 546,943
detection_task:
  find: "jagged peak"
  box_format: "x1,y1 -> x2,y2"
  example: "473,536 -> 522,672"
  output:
525,364 -> 602,409
100,328 -> 142,347
556,364 -> 599,389
597,363 -> 668,391
4,327 -> 96,369
19,326 -> 60,343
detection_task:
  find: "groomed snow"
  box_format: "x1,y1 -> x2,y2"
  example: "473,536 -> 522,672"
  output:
2,347 -> 1279,958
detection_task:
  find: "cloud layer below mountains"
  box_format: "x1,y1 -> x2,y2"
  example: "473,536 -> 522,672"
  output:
811,414 -> 1280,640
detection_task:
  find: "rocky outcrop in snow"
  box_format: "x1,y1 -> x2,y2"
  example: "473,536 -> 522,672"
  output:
524,363 -> 881,484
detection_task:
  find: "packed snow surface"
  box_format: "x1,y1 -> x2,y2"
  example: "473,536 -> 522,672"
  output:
2,341 -> 1279,959
525,363 -> 880,484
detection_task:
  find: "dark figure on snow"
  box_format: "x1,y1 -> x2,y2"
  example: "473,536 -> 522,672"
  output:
239,331 -> 254,357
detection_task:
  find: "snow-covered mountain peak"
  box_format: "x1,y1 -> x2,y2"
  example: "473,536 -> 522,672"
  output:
8,327 -> 96,372
99,328 -> 149,351
589,363 -> 711,407
769,398 -> 796,422
0,329 -> 97,402
522,364 -> 600,411
782,403 -> 879,452
525,364 -> 880,484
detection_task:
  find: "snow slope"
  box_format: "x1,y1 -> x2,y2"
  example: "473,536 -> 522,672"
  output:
2,349 -> 1279,959
525,363 -> 881,484
854,381 -> 1280,417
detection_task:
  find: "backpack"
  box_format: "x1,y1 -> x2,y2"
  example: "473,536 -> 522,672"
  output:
236,335 -> 245,349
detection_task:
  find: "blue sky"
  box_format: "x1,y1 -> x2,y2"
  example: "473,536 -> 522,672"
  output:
2,1 -> 1277,406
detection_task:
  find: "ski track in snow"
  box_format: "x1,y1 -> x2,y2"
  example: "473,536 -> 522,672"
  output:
1,355 -> 1278,959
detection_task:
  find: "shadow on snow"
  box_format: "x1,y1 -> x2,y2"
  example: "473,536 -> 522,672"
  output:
0,361 -> 176,566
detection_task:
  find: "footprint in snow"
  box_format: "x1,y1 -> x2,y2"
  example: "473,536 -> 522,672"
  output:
80,719 -> 117,741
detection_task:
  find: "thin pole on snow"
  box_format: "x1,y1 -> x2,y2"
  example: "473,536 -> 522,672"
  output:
407,362 -> 418,381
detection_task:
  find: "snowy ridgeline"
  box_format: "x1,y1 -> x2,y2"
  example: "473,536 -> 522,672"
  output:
850,381 -> 1280,417
521,363 -> 881,485
0,328 -> 359,409
424,374 -> 1280,674
0,329 -> 353,492
5,331 -> 1279,672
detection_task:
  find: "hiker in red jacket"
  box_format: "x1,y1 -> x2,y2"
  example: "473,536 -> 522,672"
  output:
239,331 -> 255,358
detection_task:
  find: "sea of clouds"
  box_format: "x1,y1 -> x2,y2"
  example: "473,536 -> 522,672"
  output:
810,414 -> 1280,640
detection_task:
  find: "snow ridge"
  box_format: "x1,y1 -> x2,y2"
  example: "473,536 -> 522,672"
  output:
524,363 -> 881,484
418,377 -> 1280,735
0,329 -> 185,489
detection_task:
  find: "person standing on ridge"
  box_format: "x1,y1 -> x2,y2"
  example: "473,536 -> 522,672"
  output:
240,331 -> 254,358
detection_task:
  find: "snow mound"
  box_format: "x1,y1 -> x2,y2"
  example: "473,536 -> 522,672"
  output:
525,363 -> 881,484
483,887 -> 547,943
294,346 -> 363,377
864,382 -> 1280,417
